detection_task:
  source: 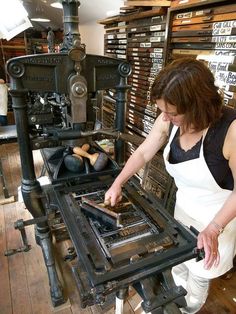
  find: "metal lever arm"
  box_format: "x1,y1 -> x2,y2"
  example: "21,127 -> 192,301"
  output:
190,225 -> 205,261
44,127 -> 144,146
4,216 -> 47,256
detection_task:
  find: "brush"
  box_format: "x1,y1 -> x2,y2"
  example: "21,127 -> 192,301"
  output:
73,146 -> 108,171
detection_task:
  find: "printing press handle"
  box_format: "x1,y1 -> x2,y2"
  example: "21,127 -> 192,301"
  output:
190,226 -> 205,261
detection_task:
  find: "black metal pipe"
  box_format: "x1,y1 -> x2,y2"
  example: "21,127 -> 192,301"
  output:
115,62 -> 132,165
115,84 -> 127,165
61,0 -> 81,51
10,89 -> 48,231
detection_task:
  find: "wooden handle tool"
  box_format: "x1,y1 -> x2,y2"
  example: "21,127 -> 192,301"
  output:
81,196 -> 123,227
73,146 -> 108,171
81,196 -> 118,219
63,144 -> 89,173
81,143 -> 90,151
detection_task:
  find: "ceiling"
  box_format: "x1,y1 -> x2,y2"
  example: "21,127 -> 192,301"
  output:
23,0 -> 124,31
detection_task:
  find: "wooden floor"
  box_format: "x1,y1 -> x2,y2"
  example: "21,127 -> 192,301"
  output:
0,142 -> 236,314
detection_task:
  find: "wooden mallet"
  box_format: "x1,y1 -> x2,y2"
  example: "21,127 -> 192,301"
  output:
73,146 -> 108,171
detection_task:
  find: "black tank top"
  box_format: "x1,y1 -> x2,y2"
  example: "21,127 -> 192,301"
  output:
169,106 -> 236,190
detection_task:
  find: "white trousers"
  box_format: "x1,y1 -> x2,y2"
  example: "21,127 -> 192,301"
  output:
172,263 -> 210,314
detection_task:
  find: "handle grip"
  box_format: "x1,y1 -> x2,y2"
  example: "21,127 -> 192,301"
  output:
73,146 -> 99,166
73,146 -> 91,158
81,143 -> 90,152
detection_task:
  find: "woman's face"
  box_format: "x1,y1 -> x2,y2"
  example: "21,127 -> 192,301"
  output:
156,99 -> 185,127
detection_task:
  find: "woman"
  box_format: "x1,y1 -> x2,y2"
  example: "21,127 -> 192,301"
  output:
104,58 -> 236,313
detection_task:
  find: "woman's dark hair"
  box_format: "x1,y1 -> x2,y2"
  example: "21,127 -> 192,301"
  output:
151,57 -> 223,131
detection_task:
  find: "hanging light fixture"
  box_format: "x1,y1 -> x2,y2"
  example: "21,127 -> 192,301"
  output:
31,0 -> 51,22
0,0 -> 32,40
50,0 -> 62,9
50,1 -> 80,9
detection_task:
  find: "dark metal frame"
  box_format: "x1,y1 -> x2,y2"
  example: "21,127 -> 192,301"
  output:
6,0 -> 130,306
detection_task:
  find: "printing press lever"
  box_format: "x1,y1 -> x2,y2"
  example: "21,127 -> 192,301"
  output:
190,225 -> 205,261
4,216 -> 47,256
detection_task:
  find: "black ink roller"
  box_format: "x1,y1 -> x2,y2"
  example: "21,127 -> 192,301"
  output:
64,154 -> 84,173
73,146 -> 108,171
64,143 -> 89,173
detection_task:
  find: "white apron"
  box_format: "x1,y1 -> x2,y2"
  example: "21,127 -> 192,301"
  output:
163,125 -> 236,279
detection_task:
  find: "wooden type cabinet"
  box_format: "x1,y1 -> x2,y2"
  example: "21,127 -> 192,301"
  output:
163,0 -> 236,108
100,0 -> 236,214
126,13 -> 166,139
99,7 -> 177,213
101,93 -> 116,128
98,0 -> 236,214
103,20 -> 128,60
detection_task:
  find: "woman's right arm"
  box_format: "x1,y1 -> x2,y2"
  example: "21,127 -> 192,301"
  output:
104,113 -> 170,206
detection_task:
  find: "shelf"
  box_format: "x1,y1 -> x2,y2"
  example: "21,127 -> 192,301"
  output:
124,1 -> 171,7
98,7 -> 166,25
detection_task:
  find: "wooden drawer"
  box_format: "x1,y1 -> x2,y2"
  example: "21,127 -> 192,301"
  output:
173,3 -> 236,20
171,35 -> 236,43
172,22 -> 214,31
173,12 -> 236,26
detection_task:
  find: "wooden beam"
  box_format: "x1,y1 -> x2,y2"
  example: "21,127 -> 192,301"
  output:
124,1 -> 171,7
0,196 -> 15,205
123,7 -> 166,21
97,7 -> 166,25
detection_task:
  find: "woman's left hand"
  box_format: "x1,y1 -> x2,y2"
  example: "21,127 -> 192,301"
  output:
197,225 -> 220,270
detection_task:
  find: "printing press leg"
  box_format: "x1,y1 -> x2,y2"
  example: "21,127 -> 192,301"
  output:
35,228 -> 65,306
115,288 -> 129,314
133,270 -> 185,314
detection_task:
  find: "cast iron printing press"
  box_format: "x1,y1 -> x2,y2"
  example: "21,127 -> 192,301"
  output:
6,1 -> 203,313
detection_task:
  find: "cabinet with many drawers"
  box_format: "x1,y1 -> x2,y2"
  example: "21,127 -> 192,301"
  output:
164,0 -> 236,108
99,0 -> 235,214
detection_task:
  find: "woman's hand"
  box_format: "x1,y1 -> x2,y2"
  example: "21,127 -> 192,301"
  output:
104,183 -> 123,207
197,224 -> 220,270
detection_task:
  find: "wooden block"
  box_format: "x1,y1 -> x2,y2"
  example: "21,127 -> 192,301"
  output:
0,195 -> 15,205
126,290 -> 143,313
51,298 -> 71,312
